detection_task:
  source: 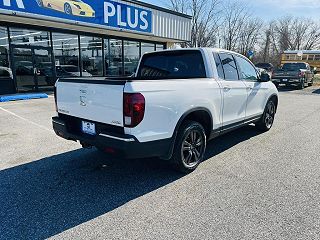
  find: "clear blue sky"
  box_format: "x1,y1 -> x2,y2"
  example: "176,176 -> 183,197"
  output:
145,0 -> 320,21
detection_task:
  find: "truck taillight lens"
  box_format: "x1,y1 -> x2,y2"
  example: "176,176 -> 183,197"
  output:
123,93 -> 145,128
54,86 -> 58,112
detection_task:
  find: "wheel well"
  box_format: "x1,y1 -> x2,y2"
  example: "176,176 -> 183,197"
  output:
269,95 -> 278,111
182,110 -> 212,137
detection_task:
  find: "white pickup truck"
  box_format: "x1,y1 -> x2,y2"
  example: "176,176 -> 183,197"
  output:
52,48 -> 278,172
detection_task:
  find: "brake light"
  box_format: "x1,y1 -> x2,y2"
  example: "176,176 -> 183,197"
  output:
123,93 -> 145,128
54,86 -> 58,112
299,72 -> 305,77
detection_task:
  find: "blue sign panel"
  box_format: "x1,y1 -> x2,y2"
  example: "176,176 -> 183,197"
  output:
0,0 -> 152,33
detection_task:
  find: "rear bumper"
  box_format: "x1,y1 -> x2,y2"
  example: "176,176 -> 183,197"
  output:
272,78 -> 302,84
52,117 -> 172,159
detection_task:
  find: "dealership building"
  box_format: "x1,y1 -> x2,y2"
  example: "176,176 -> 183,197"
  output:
0,0 -> 191,95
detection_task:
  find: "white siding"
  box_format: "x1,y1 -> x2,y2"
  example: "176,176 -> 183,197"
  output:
113,0 -> 191,41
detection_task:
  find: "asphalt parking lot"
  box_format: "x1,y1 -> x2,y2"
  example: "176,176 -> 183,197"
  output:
1,86 -> 320,240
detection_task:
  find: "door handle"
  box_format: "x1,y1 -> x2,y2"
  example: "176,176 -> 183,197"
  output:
246,87 -> 253,91
223,86 -> 231,91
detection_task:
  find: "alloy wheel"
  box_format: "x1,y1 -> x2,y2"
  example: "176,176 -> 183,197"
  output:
36,0 -> 43,7
181,130 -> 205,168
64,4 -> 72,15
265,101 -> 275,129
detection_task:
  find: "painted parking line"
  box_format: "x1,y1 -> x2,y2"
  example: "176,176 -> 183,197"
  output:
0,106 -> 53,133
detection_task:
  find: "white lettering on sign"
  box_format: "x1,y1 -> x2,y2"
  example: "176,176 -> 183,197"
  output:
127,9 -> 138,28
103,1 -> 150,32
104,2 -> 115,24
117,4 -> 126,27
3,0 -> 24,9
140,11 -> 148,30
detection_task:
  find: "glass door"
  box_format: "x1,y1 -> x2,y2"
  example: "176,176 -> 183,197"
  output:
12,48 -> 35,92
12,46 -> 55,92
34,49 -> 55,91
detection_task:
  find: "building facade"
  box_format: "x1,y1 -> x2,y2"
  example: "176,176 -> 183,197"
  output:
0,0 -> 191,94
281,50 -> 320,71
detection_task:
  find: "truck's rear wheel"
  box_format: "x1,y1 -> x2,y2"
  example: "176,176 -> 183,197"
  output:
171,121 -> 206,173
298,78 -> 305,89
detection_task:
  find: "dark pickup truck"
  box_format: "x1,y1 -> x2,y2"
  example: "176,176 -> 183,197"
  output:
272,62 -> 314,89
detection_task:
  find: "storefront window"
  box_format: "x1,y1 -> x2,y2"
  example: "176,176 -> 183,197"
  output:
52,32 -> 80,77
141,42 -> 155,55
156,44 -> 165,51
109,39 -> 123,76
0,26 -> 14,94
9,28 -> 50,47
124,40 -> 140,76
0,26 -> 10,70
80,36 -> 103,76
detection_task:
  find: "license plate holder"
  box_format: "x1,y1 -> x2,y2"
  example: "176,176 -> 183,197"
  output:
82,121 -> 96,135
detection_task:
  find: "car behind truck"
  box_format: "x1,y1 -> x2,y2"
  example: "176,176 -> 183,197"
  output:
53,48 -> 278,173
272,62 -> 314,89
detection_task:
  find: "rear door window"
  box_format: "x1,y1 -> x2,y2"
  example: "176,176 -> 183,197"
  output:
137,50 -> 206,79
218,53 -> 239,80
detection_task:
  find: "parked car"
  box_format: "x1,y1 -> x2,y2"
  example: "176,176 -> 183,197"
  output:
53,48 -> 278,173
15,61 -> 34,75
255,63 -> 274,78
0,66 -> 13,79
56,65 -> 92,77
272,62 -> 314,89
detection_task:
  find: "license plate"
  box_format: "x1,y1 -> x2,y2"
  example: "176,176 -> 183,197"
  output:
283,79 -> 288,82
82,121 -> 96,135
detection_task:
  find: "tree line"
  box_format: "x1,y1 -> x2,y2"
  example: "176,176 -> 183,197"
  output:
167,0 -> 320,66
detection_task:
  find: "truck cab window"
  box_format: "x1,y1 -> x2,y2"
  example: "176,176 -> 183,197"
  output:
234,55 -> 258,81
218,53 -> 239,80
137,50 -> 206,79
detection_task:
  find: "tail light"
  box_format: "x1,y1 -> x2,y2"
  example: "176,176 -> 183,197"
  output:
299,72 -> 305,77
123,93 -> 145,128
54,86 -> 58,112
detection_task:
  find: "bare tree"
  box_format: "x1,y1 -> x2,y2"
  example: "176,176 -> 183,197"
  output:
166,0 -> 221,47
237,17 -> 263,55
270,16 -> 320,52
221,1 -> 250,51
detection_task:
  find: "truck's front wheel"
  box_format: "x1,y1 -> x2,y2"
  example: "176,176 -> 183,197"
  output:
171,121 -> 206,173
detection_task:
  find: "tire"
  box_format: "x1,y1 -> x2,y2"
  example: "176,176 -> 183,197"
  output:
170,121 -> 206,173
64,3 -> 73,15
36,0 -> 43,7
256,100 -> 276,132
298,78 -> 305,89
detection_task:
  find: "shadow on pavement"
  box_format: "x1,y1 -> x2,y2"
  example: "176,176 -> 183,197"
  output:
312,88 -> 320,94
277,86 -> 298,92
0,125 -> 261,239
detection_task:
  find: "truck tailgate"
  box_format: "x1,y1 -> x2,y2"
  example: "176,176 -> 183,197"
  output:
56,79 -> 125,127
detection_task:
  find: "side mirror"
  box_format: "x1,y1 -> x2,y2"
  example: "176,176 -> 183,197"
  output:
259,72 -> 271,82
